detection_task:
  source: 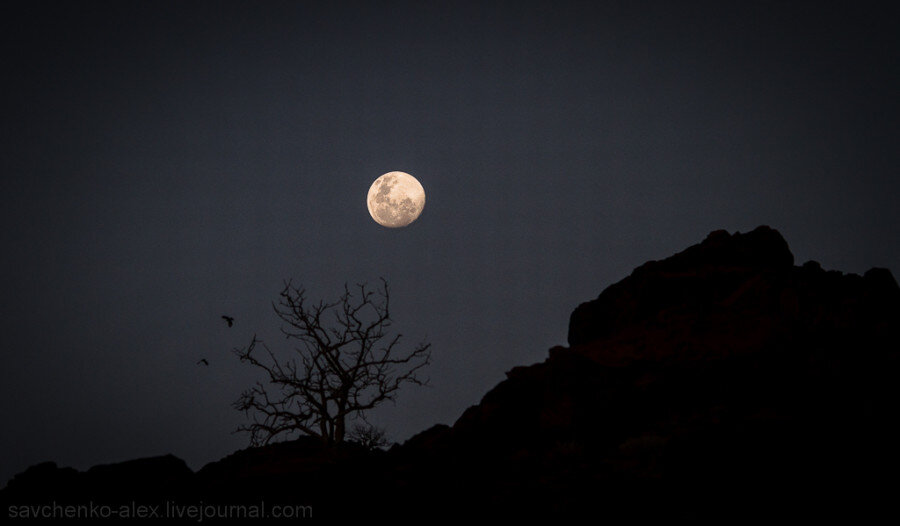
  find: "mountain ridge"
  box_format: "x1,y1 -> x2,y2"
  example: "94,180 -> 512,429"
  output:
4,226 -> 898,520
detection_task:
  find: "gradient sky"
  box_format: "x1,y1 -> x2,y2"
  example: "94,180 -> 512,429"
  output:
1,0 -> 897,485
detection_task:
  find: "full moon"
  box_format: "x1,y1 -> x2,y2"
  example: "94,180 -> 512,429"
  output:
366,171 -> 426,228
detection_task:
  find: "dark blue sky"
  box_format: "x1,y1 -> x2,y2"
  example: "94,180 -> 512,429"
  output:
2,0 -> 897,484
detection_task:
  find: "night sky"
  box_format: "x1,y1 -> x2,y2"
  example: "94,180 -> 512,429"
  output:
1,0 -> 897,485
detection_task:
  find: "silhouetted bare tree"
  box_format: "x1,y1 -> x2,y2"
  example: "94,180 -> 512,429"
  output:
233,279 -> 431,446
348,421 -> 390,450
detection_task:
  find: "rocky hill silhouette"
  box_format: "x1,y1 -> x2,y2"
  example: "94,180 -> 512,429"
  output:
3,226 -> 898,521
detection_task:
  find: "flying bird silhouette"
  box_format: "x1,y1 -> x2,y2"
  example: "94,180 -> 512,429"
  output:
221,315 -> 234,327
196,358 -> 209,366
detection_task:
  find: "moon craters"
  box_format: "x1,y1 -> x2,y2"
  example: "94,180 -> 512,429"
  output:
366,172 -> 425,228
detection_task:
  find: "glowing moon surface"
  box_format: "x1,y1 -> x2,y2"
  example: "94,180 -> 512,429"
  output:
366,171 -> 426,228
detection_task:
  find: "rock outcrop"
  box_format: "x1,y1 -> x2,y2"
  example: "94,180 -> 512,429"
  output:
396,226 -> 900,519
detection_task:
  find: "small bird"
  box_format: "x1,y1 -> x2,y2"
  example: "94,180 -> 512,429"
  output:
221,315 -> 234,327
196,358 -> 209,366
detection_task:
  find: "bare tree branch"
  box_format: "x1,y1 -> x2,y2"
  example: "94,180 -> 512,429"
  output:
232,279 -> 431,446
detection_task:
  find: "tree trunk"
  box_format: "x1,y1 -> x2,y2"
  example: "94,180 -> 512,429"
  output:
334,387 -> 350,444
335,415 -> 345,443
